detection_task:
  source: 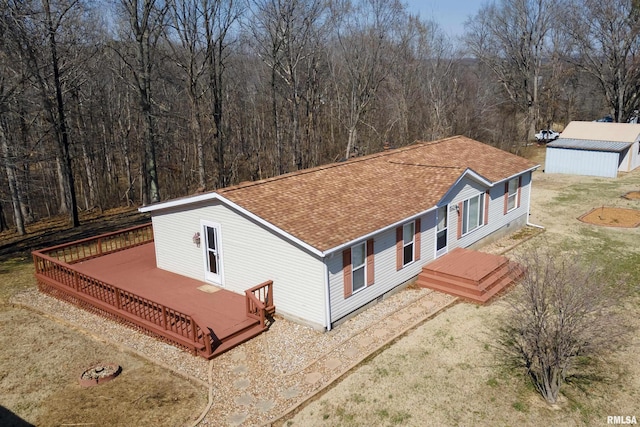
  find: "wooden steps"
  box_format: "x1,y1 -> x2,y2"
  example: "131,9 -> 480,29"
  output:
207,320 -> 266,358
416,247 -> 523,304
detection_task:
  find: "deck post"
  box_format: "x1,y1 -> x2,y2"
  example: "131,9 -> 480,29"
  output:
245,290 -> 251,317
115,288 -> 121,310
162,306 -> 168,330
73,270 -> 79,291
97,238 -> 102,256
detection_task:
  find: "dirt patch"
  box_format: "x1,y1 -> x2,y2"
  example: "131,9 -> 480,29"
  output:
578,207 -> 640,228
622,191 -> 640,200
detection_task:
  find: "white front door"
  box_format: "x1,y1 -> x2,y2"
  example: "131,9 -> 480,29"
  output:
436,205 -> 448,258
202,221 -> 223,285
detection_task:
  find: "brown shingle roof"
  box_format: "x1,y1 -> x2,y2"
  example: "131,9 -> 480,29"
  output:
217,136 -> 537,252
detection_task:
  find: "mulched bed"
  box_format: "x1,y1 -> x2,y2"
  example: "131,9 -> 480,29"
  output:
622,191 -> 640,200
578,207 -> 640,228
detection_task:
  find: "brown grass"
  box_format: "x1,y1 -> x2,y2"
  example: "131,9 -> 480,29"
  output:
0,213 -> 206,427
286,159 -> 640,426
578,207 -> 640,227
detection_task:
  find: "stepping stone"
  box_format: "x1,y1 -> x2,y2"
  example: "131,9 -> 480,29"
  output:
357,337 -> 371,348
281,386 -> 300,399
344,347 -> 359,358
232,365 -> 248,374
305,372 -> 322,384
386,320 -> 400,330
373,328 -> 389,339
324,358 -> 341,370
235,393 -> 254,406
256,399 -> 276,413
397,312 -> 412,322
227,412 -> 248,426
230,351 -> 247,362
233,378 -> 250,390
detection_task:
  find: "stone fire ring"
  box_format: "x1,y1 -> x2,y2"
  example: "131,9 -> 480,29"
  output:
79,363 -> 122,387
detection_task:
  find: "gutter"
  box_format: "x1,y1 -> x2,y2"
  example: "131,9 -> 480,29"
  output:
323,261 -> 332,331
526,169 -> 545,229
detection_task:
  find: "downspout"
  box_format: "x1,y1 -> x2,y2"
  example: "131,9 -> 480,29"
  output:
526,171 -> 545,229
324,258 -> 332,332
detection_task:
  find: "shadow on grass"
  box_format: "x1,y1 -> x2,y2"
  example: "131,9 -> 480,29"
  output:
0,406 -> 35,427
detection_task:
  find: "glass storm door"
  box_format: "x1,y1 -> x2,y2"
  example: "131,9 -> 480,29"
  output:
202,222 -> 223,285
436,205 -> 448,257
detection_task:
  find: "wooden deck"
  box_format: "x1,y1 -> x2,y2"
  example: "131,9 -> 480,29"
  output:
416,247 -> 523,303
32,224 -> 274,359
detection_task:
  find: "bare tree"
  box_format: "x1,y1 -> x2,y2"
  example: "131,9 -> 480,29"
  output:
116,0 -> 168,204
328,0 -> 408,159
465,0 -> 557,141
167,0 -> 240,190
563,0 -> 640,122
496,248 -> 630,404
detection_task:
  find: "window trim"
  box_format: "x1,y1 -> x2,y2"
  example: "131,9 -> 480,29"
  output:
506,177 -> 518,212
461,193 -> 485,236
343,239 -> 375,298
402,221 -> 415,267
201,220 -> 224,286
351,242 -> 367,295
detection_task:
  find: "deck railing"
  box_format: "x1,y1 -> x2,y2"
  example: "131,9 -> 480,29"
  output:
32,226 -> 212,357
39,223 -> 154,264
244,280 -> 274,328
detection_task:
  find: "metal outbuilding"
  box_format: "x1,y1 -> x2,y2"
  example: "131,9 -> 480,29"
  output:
545,121 -> 640,178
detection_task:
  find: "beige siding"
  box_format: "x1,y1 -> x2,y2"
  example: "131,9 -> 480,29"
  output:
152,200 -> 326,328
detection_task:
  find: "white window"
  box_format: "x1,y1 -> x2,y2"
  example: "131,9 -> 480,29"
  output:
351,242 -> 366,293
403,222 -> 415,266
507,177 -> 518,212
462,193 -> 484,235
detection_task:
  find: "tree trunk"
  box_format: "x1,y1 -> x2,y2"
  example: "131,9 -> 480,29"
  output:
0,122 -> 25,235
43,0 -> 80,226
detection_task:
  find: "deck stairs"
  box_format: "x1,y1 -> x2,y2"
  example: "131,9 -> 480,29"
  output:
200,296 -> 276,359
416,247 -> 523,303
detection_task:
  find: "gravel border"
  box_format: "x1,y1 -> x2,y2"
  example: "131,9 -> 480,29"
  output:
11,228 -> 538,426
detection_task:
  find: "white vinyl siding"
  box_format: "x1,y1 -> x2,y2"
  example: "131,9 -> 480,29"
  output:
328,211 -> 436,323
151,200 -> 326,328
446,173 -> 532,251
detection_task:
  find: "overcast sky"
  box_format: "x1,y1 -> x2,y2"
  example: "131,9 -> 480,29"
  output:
404,0 -> 484,37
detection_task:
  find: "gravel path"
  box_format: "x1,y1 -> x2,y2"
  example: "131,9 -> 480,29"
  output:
11,283 -> 456,426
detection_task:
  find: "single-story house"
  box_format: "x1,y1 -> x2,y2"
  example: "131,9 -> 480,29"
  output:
545,121 -> 640,178
140,136 -> 538,330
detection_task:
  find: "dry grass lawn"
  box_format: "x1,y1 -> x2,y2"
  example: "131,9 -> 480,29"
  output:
286,148 -> 640,426
0,223 -> 206,426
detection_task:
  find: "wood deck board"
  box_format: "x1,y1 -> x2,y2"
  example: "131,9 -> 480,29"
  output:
419,247 -> 520,304
71,243 -> 254,337
426,248 -> 507,282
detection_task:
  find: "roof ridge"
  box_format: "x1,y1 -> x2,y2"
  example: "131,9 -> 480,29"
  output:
219,137 -> 464,194
386,160 -> 463,169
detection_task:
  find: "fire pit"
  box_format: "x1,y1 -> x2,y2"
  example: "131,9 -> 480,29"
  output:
79,363 -> 122,387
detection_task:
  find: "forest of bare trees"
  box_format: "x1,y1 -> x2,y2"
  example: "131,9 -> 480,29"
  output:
1,0 -> 639,232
